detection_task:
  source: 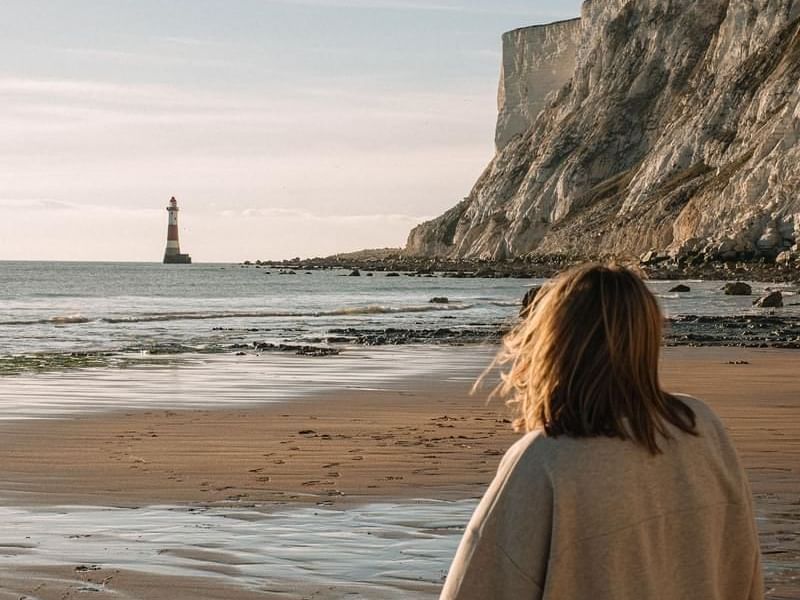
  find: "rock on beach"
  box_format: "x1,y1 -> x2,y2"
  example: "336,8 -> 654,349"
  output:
754,291 -> 783,308
724,282 -> 752,296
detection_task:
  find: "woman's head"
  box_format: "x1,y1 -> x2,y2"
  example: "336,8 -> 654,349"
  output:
493,263 -> 694,453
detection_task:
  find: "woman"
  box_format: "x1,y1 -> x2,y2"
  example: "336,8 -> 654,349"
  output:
441,264 -> 763,600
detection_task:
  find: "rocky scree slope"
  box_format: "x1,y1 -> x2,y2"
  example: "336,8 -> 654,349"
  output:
406,0 -> 800,264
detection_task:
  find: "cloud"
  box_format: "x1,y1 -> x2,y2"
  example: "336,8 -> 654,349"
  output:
259,0 -> 572,16
0,198 -> 162,216
57,46 -> 237,70
260,0 -> 466,11
224,206 -> 431,223
0,77 -> 250,109
0,198 -> 76,211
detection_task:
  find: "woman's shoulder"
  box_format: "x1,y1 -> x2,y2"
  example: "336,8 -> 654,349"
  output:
670,392 -> 715,416
503,429 -> 560,464
669,393 -> 730,438
497,428 -> 597,485
494,430 -> 556,487
498,394 -> 736,469
500,395 -> 734,467
669,393 -> 744,458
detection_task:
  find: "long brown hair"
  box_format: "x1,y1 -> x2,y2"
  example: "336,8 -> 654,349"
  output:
490,263 -> 696,454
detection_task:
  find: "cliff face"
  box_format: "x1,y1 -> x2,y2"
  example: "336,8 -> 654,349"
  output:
496,20 -> 582,150
407,0 -> 800,262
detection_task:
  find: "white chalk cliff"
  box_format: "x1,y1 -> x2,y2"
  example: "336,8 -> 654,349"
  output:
496,19 -> 582,150
406,0 -> 800,261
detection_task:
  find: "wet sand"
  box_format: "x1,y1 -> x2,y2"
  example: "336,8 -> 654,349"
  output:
0,566 -> 297,600
0,379 -> 517,508
0,346 -> 798,598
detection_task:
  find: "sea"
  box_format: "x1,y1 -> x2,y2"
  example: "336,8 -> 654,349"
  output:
0,260 -> 798,419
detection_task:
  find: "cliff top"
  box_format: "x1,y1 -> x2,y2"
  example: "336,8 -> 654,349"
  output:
503,17 -> 581,38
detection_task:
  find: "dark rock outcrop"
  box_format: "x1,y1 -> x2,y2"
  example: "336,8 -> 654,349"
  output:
754,290 -> 784,307
724,282 -> 753,296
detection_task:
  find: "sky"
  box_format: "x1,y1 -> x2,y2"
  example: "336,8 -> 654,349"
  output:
1,0 -> 583,262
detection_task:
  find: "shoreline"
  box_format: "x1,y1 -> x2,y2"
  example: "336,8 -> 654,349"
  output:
3,310 -> 800,379
247,253 -> 800,283
0,346 -> 797,598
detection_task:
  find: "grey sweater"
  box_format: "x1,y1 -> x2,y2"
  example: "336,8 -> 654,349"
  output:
441,396 -> 763,599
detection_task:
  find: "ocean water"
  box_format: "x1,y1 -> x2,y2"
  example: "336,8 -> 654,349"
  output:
0,261 -> 530,358
1,261 -> 797,360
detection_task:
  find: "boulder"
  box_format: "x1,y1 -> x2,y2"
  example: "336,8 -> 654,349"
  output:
520,286 -> 542,316
723,282 -> 752,296
669,284 -> 691,293
349,269 -> 361,277
753,291 -> 783,308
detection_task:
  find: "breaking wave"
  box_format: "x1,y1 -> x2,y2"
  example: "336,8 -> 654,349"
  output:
0,304 -> 474,327
0,315 -> 93,326
101,304 -> 473,324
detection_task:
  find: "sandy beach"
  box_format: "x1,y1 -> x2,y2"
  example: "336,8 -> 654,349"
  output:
0,346 -> 798,598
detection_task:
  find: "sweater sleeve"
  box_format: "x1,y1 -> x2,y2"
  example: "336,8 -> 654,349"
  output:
440,433 -> 553,600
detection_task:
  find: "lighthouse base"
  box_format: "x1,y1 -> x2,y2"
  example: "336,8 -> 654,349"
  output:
163,253 -> 192,264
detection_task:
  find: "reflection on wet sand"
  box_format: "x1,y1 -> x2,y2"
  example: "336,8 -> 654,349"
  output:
0,500 -> 475,599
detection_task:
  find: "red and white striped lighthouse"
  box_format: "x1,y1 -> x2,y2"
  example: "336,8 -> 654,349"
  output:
163,196 -> 192,264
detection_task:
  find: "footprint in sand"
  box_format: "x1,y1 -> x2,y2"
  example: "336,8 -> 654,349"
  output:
412,468 -> 440,475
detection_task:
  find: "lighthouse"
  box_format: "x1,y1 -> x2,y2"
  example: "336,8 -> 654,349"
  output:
163,196 -> 192,264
